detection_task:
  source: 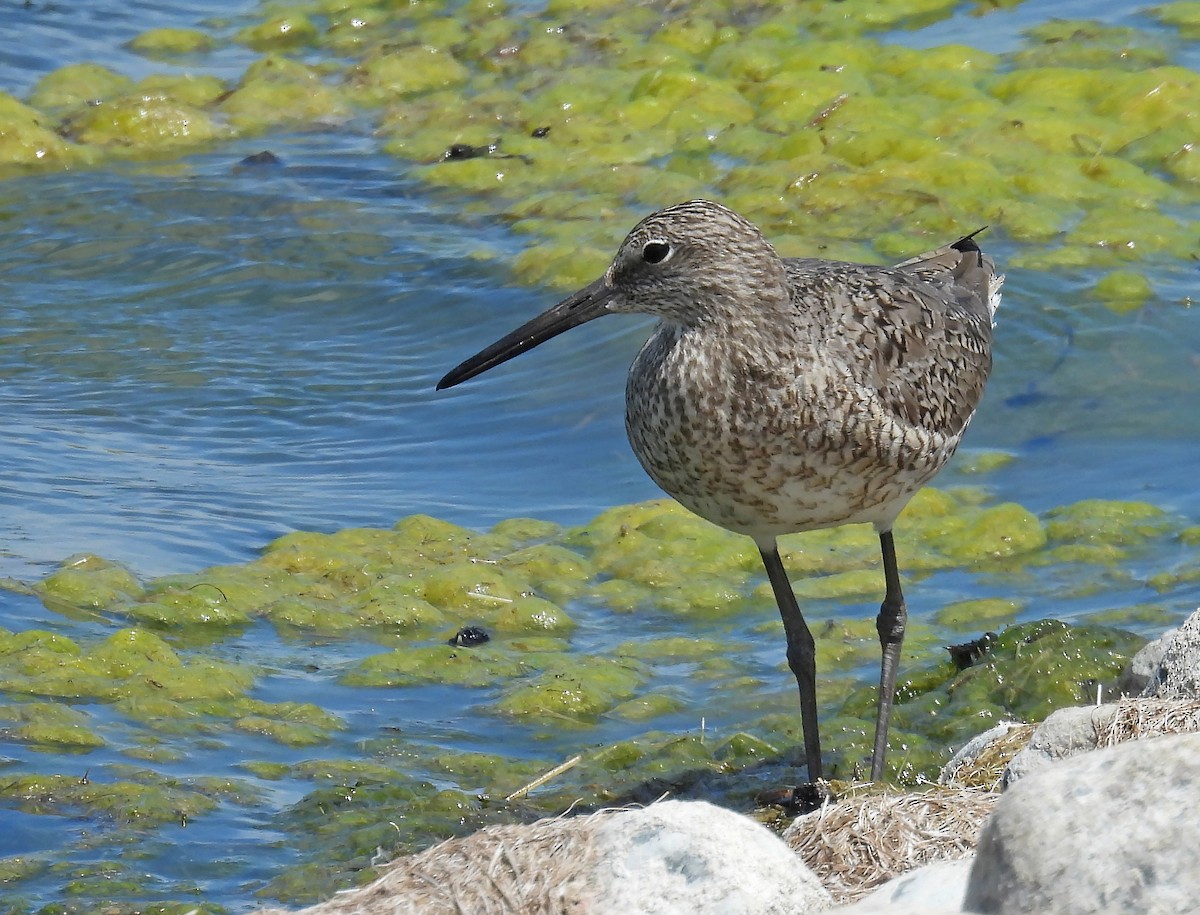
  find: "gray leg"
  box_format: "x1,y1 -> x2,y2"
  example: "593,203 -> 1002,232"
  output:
872,530 -> 908,781
758,540 -> 822,781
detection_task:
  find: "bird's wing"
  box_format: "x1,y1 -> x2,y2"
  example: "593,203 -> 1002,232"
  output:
785,251 -> 999,437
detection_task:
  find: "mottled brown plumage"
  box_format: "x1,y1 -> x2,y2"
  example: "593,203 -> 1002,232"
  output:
438,199 -> 1002,782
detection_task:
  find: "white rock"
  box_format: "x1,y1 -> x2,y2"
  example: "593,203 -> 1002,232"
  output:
252,799 -> 832,915
839,857 -> 972,913
965,730 -> 1200,914
587,800 -> 831,914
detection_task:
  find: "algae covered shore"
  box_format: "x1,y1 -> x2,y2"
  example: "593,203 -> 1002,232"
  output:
6,491 -> 1195,909
2,0 -> 1199,911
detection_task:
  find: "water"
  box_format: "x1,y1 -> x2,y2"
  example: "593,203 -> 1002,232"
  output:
4,145 -> 1198,582
1,0 -> 1199,911
1,137 -> 654,579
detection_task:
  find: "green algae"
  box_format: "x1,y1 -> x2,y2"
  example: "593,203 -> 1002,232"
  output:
0,92 -> 91,171
127,27 -> 217,57
1,771 -> 222,824
1092,269 -> 1155,312
236,14 -> 319,51
28,63 -> 133,112
936,597 -> 1023,629
15,474 -> 1186,905
1081,602 -> 1179,629
0,625 -> 347,753
498,543 -> 592,604
610,691 -> 688,721
613,635 -> 734,662
1015,20 -> 1169,70
348,2 -> 1199,278
0,702 -> 105,751
136,74 -> 227,109
830,618 -> 1147,781
220,56 -> 349,132
0,853 -> 49,887
0,0 -> 1196,281
38,555 -> 143,610
351,46 -> 472,103
5,4 -> 1199,910
493,655 -> 646,723
1152,1 -> 1200,38
1045,499 -> 1174,545
225,700 -> 345,747
65,94 -> 226,151
265,771 -> 515,904
127,585 -> 254,627
955,451 -> 1017,475
344,644 -> 531,688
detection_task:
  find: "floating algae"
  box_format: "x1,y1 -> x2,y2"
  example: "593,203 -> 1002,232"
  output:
0,92 -> 92,171
0,0 -> 1197,274
219,55 -> 350,132
27,63 -> 134,112
127,27 -> 217,58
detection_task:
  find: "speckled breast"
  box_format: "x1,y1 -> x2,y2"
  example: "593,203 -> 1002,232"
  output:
623,328 -> 963,540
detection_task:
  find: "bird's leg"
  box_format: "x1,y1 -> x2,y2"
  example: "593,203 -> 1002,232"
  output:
871,529 -> 908,781
758,539 -> 822,781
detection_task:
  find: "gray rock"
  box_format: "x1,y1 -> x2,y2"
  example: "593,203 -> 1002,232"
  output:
1003,697 -> 1200,788
1139,607 -> 1200,699
1118,630 -> 1169,696
1001,704 -> 1109,787
965,730 -> 1200,914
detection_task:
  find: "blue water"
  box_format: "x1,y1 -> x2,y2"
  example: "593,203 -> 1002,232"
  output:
3,144 -> 1198,581
1,0 -> 1199,911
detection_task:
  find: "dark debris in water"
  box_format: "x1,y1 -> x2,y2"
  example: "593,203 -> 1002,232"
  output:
947,631 -> 998,671
755,781 -> 837,816
448,625 -> 490,647
238,149 -> 283,167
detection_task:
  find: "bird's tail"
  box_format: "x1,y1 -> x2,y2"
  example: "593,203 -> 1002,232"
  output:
894,228 -> 1004,325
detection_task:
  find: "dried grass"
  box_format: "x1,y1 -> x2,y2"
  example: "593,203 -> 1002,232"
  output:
945,722 -> 1038,791
784,787 -> 999,905
252,809 -> 605,915
1094,696 -> 1200,747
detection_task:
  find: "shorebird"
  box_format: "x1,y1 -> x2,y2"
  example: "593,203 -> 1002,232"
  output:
437,200 -> 1002,781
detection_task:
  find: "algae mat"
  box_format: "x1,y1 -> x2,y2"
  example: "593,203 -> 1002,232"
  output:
4,0 -> 1200,288
6,487 -> 1200,910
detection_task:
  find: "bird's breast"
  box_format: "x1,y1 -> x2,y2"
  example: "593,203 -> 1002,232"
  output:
624,328 -> 960,538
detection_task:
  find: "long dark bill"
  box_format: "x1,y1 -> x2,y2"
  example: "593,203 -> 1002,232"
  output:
436,275 -> 614,391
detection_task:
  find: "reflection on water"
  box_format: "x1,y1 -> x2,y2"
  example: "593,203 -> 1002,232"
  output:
1,138 -> 650,579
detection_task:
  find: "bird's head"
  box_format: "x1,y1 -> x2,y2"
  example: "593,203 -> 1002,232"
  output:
436,199 -> 786,390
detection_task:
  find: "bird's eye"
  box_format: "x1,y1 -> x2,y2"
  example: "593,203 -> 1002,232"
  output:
642,241 -> 671,264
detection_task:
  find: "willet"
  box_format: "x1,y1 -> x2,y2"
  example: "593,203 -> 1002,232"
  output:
437,199 -> 1002,781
